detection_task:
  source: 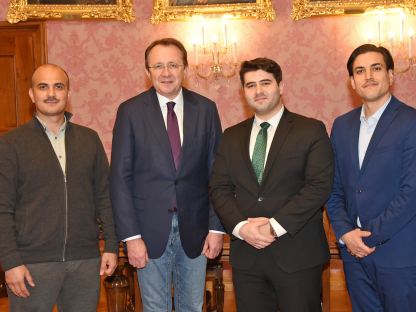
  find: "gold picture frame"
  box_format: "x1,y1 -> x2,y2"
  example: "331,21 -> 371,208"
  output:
291,0 -> 416,20
7,0 -> 135,23
150,0 -> 276,24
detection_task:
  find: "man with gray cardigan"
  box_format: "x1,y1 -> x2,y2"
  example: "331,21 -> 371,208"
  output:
0,64 -> 118,311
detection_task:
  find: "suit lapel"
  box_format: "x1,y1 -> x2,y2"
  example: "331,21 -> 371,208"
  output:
349,109 -> 361,174
360,98 -> 400,174
143,88 -> 176,173
240,117 -> 258,183
179,89 -> 199,173
262,110 -> 294,184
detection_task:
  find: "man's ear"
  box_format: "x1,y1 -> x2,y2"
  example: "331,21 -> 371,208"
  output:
278,82 -> 284,95
388,69 -> 394,86
29,88 -> 35,103
350,76 -> 356,90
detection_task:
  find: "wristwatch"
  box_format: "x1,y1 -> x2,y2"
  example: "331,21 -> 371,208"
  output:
270,222 -> 278,238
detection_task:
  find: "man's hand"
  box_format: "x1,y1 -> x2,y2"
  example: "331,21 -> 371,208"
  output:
126,238 -> 149,268
202,232 -> 224,259
100,252 -> 118,276
240,218 -> 275,249
5,265 -> 35,298
341,228 -> 376,258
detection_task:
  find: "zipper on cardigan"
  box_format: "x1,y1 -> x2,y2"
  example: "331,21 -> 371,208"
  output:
62,173 -> 68,261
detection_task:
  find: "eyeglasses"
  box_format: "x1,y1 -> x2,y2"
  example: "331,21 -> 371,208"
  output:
148,62 -> 184,71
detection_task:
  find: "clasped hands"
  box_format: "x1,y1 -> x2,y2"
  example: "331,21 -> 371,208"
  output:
239,217 -> 276,249
341,228 -> 376,259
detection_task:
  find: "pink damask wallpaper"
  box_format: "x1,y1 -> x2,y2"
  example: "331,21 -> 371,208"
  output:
1,0 -> 415,155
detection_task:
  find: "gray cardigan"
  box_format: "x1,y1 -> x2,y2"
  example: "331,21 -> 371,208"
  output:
0,115 -> 118,270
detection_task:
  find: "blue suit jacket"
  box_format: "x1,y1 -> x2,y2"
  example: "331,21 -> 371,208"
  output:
110,87 -> 223,259
327,96 -> 416,267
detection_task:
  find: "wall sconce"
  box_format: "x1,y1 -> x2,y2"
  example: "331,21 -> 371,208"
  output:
365,9 -> 415,77
191,17 -> 238,81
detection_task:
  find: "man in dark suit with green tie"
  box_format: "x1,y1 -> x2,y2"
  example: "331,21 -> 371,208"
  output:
210,57 -> 334,312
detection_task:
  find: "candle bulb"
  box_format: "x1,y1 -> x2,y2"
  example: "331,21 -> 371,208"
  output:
377,13 -> 383,46
232,37 -> 237,64
400,12 -> 405,43
388,31 -> 395,55
193,42 -> 199,66
201,24 -> 206,48
223,21 -> 228,47
212,36 -> 219,65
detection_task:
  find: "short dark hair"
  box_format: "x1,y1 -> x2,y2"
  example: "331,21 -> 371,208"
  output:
239,58 -> 282,86
347,44 -> 394,76
144,38 -> 188,69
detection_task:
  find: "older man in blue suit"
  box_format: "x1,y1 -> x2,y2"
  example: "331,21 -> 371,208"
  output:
110,38 -> 224,312
327,44 -> 416,312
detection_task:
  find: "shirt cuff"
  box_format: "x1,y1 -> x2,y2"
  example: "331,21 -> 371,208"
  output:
122,235 -> 141,242
209,230 -> 225,234
232,221 -> 249,240
270,218 -> 287,237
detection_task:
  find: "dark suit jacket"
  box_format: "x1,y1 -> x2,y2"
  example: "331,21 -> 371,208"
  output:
210,109 -> 333,272
110,87 -> 223,259
327,96 -> 416,267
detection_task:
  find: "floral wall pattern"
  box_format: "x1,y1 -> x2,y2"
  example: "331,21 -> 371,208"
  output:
1,0 -> 415,156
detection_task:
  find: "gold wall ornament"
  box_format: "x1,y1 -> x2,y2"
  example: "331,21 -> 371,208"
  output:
7,0 -> 135,23
150,0 -> 275,24
291,0 -> 416,20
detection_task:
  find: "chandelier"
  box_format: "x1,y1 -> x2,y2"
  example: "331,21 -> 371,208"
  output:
366,9 -> 415,78
191,17 -> 238,81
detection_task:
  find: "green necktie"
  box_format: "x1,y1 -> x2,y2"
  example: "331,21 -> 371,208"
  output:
252,122 -> 270,183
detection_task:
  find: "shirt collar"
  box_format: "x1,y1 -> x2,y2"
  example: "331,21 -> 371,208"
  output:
360,96 -> 391,125
36,114 -> 67,134
156,89 -> 184,109
254,105 -> 285,129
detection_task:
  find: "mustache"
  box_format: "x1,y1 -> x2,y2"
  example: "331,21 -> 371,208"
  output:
44,97 -> 58,102
363,79 -> 378,87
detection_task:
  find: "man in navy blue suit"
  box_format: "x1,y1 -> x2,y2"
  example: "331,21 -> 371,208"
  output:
327,44 -> 416,311
110,38 -> 223,312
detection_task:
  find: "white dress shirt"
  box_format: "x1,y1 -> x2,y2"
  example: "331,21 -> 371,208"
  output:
232,105 -> 287,240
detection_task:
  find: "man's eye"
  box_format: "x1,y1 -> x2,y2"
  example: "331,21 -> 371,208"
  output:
355,69 -> 364,75
168,63 -> 178,70
373,66 -> 382,71
55,85 -> 65,90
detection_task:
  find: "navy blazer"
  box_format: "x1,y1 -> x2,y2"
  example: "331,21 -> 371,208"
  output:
327,96 -> 416,267
110,87 -> 223,259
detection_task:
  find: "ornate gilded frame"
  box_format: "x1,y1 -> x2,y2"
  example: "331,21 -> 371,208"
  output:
151,0 -> 275,24
7,0 -> 135,23
291,0 -> 416,20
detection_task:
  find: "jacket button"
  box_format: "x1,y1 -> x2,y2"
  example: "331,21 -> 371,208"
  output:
356,189 -> 363,193
174,180 -> 178,185
258,197 -> 264,202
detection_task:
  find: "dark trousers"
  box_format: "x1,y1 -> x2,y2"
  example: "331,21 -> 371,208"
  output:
7,257 -> 101,312
344,259 -> 416,312
232,250 -> 323,312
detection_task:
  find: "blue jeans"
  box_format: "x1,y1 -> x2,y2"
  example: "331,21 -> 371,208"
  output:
137,213 -> 207,312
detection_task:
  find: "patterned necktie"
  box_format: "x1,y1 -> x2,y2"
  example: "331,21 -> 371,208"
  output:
166,101 -> 181,170
252,122 -> 270,183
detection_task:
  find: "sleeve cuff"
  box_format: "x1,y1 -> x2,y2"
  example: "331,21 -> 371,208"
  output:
270,218 -> 287,237
232,221 -> 249,240
122,234 -> 141,242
